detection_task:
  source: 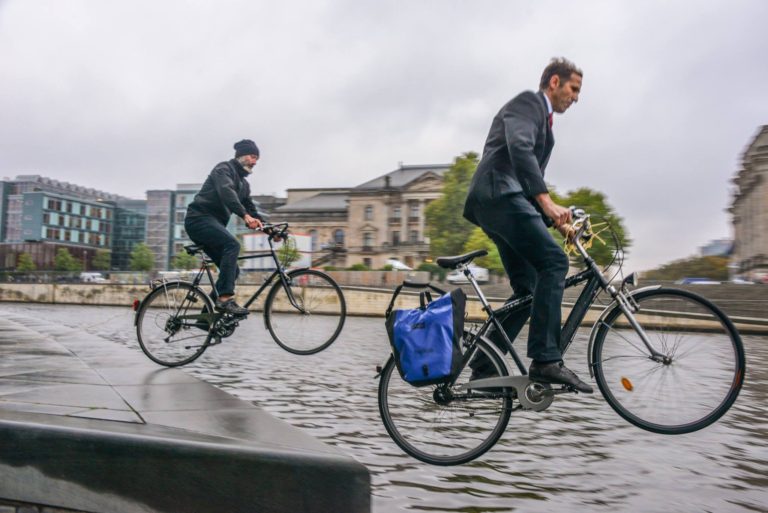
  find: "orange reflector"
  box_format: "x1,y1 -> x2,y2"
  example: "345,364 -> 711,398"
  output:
621,377 -> 633,392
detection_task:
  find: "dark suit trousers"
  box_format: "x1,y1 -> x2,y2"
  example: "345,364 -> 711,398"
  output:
184,216 -> 241,298
473,194 -> 569,362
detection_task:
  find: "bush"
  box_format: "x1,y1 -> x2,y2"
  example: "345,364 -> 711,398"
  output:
348,263 -> 371,271
380,264 -> 394,271
417,262 -> 446,282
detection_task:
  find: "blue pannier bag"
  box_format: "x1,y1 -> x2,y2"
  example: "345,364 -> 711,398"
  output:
385,283 -> 466,387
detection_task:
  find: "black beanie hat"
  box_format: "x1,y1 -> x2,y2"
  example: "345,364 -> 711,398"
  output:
234,139 -> 260,157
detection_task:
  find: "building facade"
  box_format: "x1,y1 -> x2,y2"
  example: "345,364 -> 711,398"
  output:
274,164 -> 449,269
0,175 -> 127,270
730,126 -> 768,280
110,199 -> 147,271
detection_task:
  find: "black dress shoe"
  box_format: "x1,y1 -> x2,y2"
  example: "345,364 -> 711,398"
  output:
529,361 -> 593,394
215,299 -> 249,317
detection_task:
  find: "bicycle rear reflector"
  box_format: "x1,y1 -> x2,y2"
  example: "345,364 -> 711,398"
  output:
621,377 -> 633,392
132,299 -> 140,311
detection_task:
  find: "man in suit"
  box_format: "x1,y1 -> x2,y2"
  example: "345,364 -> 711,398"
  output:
463,57 -> 592,393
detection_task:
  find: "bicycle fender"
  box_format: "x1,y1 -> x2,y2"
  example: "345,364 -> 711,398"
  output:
586,285 -> 662,378
134,279 -> 201,327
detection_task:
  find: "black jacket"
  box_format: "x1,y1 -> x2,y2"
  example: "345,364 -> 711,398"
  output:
464,90 -> 554,225
186,159 -> 262,225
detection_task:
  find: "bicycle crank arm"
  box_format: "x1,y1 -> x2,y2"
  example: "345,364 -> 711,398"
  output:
460,376 -> 554,412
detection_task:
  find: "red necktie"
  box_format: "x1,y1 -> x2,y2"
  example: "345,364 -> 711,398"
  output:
548,112 -> 553,129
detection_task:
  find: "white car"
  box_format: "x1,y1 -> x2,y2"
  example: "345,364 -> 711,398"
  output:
79,272 -> 107,283
385,259 -> 412,271
447,265 -> 489,284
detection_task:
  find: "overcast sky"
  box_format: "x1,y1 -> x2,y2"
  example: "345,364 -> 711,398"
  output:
1,0 -> 766,271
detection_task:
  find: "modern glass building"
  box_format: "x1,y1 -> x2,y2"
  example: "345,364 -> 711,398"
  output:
0,175 -> 127,270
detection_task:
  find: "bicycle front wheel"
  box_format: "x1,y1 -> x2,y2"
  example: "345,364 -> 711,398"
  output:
593,288 -> 745,434
378,337 -> 513,465
264,269 -> 346,355
136,282 -> 214,367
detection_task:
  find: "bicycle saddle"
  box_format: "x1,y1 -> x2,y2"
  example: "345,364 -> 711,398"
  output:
435,249 -> 488,269
184,244 -> 205,256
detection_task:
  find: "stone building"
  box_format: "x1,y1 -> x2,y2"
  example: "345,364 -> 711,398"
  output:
730,125 -> 768,280
274,164 -> 449,269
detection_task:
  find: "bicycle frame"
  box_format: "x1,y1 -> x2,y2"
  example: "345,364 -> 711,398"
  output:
457,216 -> 665,381
187,233 -> 308,314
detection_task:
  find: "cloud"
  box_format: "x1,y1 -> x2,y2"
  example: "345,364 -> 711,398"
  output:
0,0 -> 766,270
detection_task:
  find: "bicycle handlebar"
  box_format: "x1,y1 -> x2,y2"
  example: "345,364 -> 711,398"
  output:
558,207 -> 590,243
256,222 -> 290,240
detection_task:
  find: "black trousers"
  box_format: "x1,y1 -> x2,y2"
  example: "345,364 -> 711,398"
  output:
472,193 -> 569,362
184,216 -> 240,298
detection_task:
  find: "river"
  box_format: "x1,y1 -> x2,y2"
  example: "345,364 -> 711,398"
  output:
2,303 -> 766,513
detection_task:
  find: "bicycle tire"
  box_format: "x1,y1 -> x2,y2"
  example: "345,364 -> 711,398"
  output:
264,269 -> 346,355
378,337 -> 513,465
592,287 -> 745,434
136,281 -> 215,367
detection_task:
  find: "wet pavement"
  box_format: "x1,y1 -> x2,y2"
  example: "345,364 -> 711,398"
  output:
1,303 -> 767,513
0,308 -> 369,513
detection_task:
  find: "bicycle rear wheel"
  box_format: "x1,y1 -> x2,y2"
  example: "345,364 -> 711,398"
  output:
136,282 -> 214,367
378,337 -> 513,465
264,269 -> 346,355
593,288 -> 745,434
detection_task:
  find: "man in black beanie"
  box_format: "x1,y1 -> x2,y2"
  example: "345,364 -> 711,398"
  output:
184,139 -> 264,316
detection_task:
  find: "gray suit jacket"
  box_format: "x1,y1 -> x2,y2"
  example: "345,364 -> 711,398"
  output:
464,90 -> 554,225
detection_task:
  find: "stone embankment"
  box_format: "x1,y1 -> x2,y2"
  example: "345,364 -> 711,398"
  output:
1,279 -> 766,334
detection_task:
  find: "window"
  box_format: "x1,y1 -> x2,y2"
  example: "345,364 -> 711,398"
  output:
409,201 -> 419,217
392,231 -> 400,246
309,229 -> 319,251
363,258 -> 372,268
175,211 -> 186,223
392,206 -> 401,219
363,232 -> 373,248
409,230 -> 418,243
334,229 -> 344,246
364,205 -> 374,221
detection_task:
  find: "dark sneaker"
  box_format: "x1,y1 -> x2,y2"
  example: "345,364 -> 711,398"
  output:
529,361 -> 593,394
215,299 -> 249,317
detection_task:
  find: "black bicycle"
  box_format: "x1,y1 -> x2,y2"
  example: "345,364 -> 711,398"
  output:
134,222 -> 346,366
378,209 -> 745,465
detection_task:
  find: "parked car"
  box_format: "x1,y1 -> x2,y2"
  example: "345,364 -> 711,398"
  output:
731,278 -> 755,285
674,277 -> 721,285
447,265 -> 489,284
79,272 -> 107,283
385,259 -> 412,271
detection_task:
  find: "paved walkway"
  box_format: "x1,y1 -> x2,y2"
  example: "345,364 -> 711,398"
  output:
0,312 -> 369,513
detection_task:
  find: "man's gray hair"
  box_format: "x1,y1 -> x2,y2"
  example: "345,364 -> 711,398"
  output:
539,57 -> 583,90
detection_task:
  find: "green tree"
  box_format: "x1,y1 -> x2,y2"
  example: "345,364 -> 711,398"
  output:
171,251 -> 198,270
643,256 -> 728,281
130,243 -> 155,271
16,252 -> 36,272
462,227 -> 504,274
425,152 -> 479,257
92,250 -> 112,270
54,248 -> 81,271
550,187 -> 631,267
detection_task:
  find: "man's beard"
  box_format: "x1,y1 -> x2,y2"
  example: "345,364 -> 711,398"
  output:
237,157 -> 254,173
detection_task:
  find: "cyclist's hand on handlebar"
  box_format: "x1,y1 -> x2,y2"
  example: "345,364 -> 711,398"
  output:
535,193 -> 572,228
557,223 -> 576,240
244,214 -> 263,230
